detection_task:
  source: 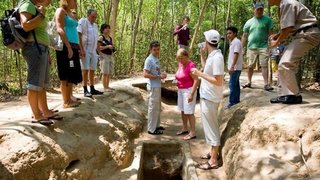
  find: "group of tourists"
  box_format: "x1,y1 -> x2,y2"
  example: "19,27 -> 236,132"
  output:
143,0 -> 320,170
15,0 -> 320,171
19,0 -> 116,125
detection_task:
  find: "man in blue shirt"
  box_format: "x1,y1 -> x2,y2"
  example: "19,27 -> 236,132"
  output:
143,41 -> 167,135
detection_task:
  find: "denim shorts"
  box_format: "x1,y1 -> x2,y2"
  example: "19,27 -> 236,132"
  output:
80,50 -> 98,70
22,43 -> 50,91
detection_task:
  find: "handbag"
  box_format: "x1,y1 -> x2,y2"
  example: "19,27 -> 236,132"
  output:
47,17 -> 63,51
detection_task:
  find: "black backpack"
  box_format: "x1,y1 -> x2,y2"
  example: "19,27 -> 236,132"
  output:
0,2 -> 40,52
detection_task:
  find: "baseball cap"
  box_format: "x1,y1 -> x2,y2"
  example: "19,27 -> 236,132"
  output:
254,2 -> 264,9
203,30 -> 220,45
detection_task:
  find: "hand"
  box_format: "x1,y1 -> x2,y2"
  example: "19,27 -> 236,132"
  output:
80,48 -> 85,59
160,72 -> 167,79
270,39 -> 278,48
37,6 -> 46,15
191,68 -> 200,76
200,47 -> 206,56
106,45 -> 113,49
269,34 -> 279,41
187,93 -> 194,103
67,47 -> 73,59
228,68 -> 234,75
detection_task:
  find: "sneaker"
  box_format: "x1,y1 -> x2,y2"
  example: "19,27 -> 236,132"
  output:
91,89 -> 103,95
270,95 -> 302,104
84,91 -> 92,97
264,85 -> 274,91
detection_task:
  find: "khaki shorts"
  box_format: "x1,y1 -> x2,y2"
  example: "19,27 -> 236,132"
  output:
100,54 -> 114,75
247,48 -> 269,68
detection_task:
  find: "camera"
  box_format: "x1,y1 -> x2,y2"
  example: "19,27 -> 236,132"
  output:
198,42 -> 205,49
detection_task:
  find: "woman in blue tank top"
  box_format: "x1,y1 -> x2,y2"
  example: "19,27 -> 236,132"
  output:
55,0 -> 82,108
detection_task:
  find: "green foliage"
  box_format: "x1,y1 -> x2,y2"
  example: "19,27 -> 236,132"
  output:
0,0 -> 319,95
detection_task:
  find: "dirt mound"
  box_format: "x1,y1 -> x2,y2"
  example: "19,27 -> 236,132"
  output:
220,88 -> 320,179
0,86 -> 147,180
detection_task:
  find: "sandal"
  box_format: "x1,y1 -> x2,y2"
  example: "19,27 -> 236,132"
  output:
148,130 -> 163,135
63,101 -> 81,108
200,153 -> 211,159
176,130 -> 189,136
242,83 -> 251,88
156,126 -> 166,130
183,134 -> 196,140
32,119 -> 54,126
46,114 -> 63,121
196,161 -> 219,170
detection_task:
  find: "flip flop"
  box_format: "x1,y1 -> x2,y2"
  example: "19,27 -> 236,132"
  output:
32,119 -> 54,126
148,130 -> 163,135
156,126 -> 166,130
46,114 -> 63,121
242,83 -> 251,88
196,161 -> 219,170
176,130 -> 189,135
183,134 -> 196,140
31,109 -> 59,119
200,153 -> 211,159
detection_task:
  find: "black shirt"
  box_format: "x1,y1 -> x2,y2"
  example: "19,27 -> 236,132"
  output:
99,35 -> 114,55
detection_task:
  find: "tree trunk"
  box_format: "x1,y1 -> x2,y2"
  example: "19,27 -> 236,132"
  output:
105,0 -> 112,24
150,0 -> 162,39
110,0 -> 119,40
128,0 -> 143,73
189,0 -> 208,54
223,0 -> 231,58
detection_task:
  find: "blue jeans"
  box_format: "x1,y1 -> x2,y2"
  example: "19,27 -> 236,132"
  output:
228,70 -> 241,107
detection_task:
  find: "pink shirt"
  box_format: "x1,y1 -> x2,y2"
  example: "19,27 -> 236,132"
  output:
175,60 -> 196,89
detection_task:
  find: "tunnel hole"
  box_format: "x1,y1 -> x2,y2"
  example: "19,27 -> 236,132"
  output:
65,159 -> 80,172
132,82 -> 199,105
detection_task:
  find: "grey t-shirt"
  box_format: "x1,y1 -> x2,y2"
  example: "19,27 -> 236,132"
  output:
144,54 -> 161,89
280,0 -> 318,30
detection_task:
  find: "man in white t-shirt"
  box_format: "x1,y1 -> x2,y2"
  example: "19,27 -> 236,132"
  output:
227,26 -> 243,108
191,29 -> 224,170
78,9 -> 103,97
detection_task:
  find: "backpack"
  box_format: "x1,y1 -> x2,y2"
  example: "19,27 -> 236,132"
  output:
0,2 -> 40,52
0,8 -> 29,50
47,17 -> 63,51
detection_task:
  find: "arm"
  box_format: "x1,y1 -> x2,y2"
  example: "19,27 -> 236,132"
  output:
196,71 -> 223,87
55,8 -> 73,59
229,52 -> 239,72
241,32 -> 247,49
143,69 -> 160,80
55,8 -> 71,49
200,48 -> 207,68
20,7 -> 46,32
270,27 -> 294,48
187,73 -> 200,103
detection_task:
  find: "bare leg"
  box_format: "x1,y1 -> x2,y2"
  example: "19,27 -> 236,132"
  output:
82,70 -> 89,87
102,74 -> 107,89
209,146 -> 219,166
106,74 -> 110,88
247,67 -> 254,84
261,66 -> 269,85
37,89 -> 53,117
27,89 -> 42,120
89,70 -> 95,86
61,80 -> 70,104
187,114 -> 196,136
181,111 -> 188,131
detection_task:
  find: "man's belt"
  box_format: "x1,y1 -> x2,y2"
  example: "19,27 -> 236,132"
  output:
293,24 -> 319,36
